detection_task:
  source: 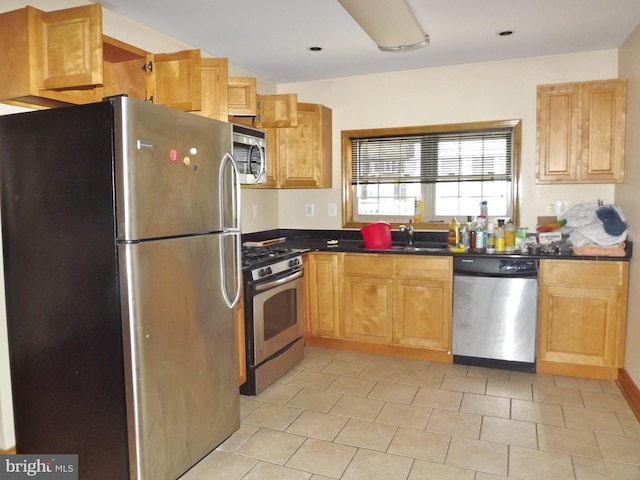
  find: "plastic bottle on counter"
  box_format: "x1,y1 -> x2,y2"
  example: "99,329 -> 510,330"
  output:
505,220 -> 516,253
480,200 -> 488,218
413,193 -> 423,223
448,217 -> 460,247
461,215 -> 472,250
475,219 -> 485,252
486,221 -> 496,254
470,222 -> 477,250
495,219 -> 505,253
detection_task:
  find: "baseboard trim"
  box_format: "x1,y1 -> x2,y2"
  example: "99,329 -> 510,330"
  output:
617,368 -> 640,421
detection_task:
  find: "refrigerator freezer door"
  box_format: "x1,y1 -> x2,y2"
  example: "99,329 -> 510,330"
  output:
119,234 -> 240,480
113,97 -> 233,241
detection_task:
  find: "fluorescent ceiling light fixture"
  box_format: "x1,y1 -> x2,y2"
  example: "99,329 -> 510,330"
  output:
338,0 -> 429,52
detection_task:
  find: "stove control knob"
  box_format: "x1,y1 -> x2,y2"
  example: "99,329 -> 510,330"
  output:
265,267 -> 273,275
289,258 -> 300,267
258,268 -> 266,277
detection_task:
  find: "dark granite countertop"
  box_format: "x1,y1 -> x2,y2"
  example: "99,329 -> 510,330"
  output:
242,228 -> 632,261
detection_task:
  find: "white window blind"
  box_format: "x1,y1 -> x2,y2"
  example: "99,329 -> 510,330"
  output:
351,128 -> 513,186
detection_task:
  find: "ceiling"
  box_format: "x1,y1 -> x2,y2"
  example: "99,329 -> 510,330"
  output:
99,0 -> 640,84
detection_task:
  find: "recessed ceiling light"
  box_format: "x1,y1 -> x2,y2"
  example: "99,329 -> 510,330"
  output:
498,30 -> 514,37
308,46 -> 323,52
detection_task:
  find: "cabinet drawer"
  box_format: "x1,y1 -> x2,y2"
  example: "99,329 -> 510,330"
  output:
540,260 -> 626,287
344,254 -> 394,276
394,256 -> 452,281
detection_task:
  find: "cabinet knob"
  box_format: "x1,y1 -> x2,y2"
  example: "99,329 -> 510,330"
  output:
141,61 -> 153,72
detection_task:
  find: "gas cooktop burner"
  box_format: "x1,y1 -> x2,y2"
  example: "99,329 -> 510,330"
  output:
241,245 -> 304,269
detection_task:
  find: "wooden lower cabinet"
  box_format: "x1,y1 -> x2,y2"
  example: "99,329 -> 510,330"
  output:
393,256 -> 452,352
306,252 -> 341,338
537,259 -> 628,380
343,254 -> 394,344
305,252 -> 453,362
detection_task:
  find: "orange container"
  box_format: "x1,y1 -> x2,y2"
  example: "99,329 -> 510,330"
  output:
361,222 -> 392,249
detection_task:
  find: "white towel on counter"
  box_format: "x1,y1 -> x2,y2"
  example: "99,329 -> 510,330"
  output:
560,202 -> 628,247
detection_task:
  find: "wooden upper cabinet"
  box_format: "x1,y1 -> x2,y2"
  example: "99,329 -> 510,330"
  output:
102,35 -> 147,100
146,49 -> 202,111
192,57 -> 229,121
228,76 -> 256,116
37,4 -> 103,90
0,4 -> 103,107
277,103 -> 332,188
255,94 -> 298,128
580,80 -> 626,182
536,79 -> 626,184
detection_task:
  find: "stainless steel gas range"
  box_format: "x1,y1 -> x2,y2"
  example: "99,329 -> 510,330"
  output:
240,244 -> 306,395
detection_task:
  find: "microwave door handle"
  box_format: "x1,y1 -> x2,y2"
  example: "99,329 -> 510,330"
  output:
258,143 -> 266,179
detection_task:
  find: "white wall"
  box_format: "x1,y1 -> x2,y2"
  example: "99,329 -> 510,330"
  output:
617,24 -> 640,386
272,51 -> 619,232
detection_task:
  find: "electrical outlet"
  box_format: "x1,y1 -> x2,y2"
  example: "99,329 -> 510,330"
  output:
305,204 -> 315,216
252,204 -> 259,218
328,203 -> 337,217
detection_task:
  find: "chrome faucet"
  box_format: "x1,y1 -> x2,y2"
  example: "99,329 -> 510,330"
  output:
398,219 -> 415,246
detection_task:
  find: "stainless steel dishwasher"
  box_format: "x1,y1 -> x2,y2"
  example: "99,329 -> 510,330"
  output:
452,257 -> 538,372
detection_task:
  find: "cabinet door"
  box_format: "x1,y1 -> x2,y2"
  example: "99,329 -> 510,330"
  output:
538,260 -> 628,370
146,49 -> 202,111
307,253 -> 341,338
538,284 -> 621,367
255,94 -> 298,127
278,103 -> 332,188
536,83 -> 581,183
236,298 -> 246,386
37,4 -> 103,90
102,35 -> 147,100
580,79 -> 626,182
228,77 -> 256,116
343,275 -> 393,344
192,57 -> 229,121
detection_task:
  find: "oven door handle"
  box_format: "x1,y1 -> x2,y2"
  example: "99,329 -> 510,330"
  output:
255,269 -> 303,291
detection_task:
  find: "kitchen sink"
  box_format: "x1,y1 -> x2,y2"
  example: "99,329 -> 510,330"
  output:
389,242 -> 449,252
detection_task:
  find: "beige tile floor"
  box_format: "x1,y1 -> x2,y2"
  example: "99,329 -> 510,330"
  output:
181,347 -> 640,480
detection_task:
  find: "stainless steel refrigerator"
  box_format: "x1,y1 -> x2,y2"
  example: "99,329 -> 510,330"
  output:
0,97 -> 242,479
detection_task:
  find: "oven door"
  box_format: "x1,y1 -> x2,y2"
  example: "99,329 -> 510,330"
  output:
250,268 -> 303,365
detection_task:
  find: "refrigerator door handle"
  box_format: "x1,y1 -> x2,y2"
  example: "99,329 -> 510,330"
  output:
219,152 -> 242,308
219,152 -> 241,231
219,231 -> 242,308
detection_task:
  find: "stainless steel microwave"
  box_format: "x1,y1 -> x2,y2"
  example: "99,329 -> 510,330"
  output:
232,124 -> 267,185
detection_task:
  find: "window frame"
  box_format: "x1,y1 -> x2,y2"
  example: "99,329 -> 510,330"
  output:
341,119 -> 522,230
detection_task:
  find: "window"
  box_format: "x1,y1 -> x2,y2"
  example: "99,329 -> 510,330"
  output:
342,120 -> 521,228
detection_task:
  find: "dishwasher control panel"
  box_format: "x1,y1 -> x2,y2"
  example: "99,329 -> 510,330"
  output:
498,259 -> 537,274
454,257 -> 538,276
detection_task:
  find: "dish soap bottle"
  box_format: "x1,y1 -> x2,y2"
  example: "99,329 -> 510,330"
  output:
505,220 -> 516,253
448,217 -> 459,247
495,219 -> 505,253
